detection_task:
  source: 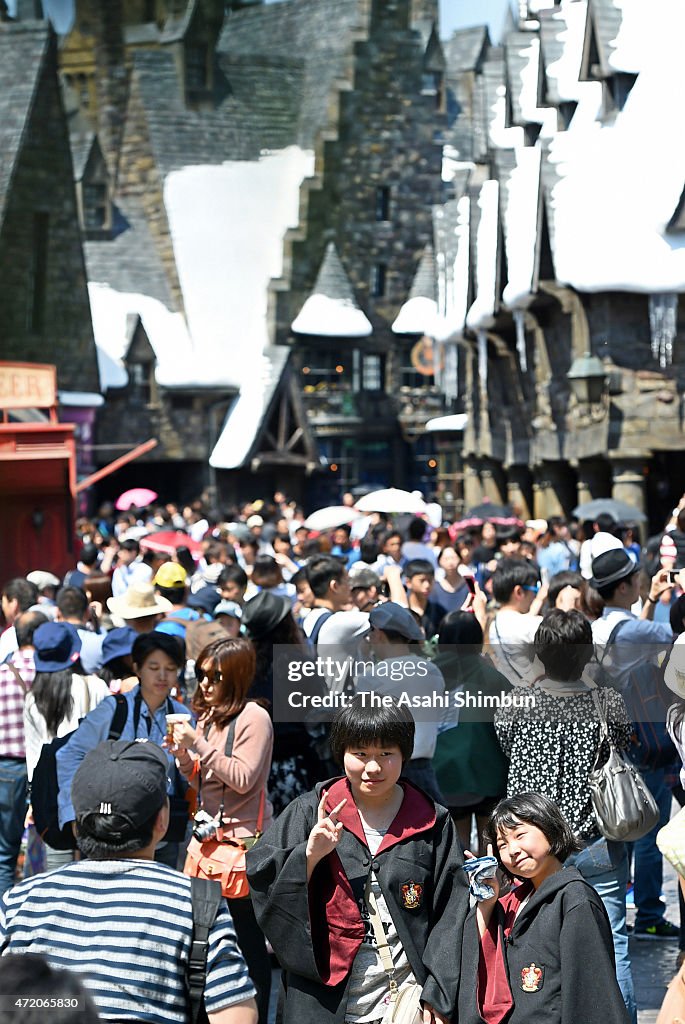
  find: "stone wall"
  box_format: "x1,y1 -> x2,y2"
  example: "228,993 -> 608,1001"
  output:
280,0 -> 445,397
0,35 -> 99,393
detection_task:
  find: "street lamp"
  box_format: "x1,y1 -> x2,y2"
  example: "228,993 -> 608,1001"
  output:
567,352 -> 607,405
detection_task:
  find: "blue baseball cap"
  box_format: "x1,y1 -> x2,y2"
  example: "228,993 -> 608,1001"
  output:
102,626 -> 137,666
33,621 -> 82,672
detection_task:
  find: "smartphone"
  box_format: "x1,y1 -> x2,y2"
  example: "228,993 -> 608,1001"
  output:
464,574 -> 477,595
668,570 -> 680,585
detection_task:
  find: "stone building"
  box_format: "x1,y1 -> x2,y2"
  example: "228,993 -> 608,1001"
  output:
53,0 -> 455,508
430,0 -> 685,530
0,17 -> 99,397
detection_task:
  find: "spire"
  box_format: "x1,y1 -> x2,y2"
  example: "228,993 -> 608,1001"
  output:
291,242 -> 373,338
392,246 -> 438,334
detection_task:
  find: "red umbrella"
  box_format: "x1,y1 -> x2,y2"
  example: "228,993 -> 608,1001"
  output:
115,487 -> 158,511
139,531 -> 203,557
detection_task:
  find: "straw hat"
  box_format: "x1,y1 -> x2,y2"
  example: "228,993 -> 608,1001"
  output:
107,582 -> 172,620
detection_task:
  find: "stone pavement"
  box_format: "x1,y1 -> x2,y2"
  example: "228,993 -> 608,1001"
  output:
633,857 -> 681,1024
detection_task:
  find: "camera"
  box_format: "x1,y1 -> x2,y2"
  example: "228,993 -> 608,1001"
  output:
192,809 -> 219,842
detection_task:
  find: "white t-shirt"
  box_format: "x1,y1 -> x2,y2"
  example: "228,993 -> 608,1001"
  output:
355,655 -> 444,758
488,610 -> 543,687
24,673 -> 111,780
345,824 -> 414,1024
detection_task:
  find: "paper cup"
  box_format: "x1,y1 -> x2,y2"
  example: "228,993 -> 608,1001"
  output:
166,712 -> 191,737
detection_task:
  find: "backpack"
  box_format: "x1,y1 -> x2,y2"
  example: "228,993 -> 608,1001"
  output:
187,876 -> 223,1024
31,693 -> 129,851
595,618 -> 677,770
624,660 -> 678,770
167,616 -> 227,663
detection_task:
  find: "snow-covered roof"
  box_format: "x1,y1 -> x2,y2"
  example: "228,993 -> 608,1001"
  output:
291,241 -> 372,337
432,193 -> 471,343
392,247 -> 437,335
466,180 -> 500,330
426,414 -> 468,432
88,282 -> 224,390
209,346 -> 290,470
607,0 -> 643,74
541,0 -> 588,104
548,0 -> 685,293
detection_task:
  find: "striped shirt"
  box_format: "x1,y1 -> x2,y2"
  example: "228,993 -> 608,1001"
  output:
0,860 -> 255,1023
0,649 -> 36,759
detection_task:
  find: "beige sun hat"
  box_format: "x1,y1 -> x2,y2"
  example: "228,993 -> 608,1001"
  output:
107,582 -> 173,620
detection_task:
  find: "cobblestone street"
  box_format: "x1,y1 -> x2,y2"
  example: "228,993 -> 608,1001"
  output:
634,858 -> 681,1024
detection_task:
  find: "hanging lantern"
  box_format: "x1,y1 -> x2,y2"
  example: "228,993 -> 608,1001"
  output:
567,352 -> 607,405
649,293 -> 678,368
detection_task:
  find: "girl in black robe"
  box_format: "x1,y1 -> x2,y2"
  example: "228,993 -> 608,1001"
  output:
246,697 -> 469,1024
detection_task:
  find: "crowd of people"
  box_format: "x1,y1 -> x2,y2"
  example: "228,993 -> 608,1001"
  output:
2,488 -> 685,1023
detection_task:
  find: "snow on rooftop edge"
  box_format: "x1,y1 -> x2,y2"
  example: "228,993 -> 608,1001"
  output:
545,0 -> 587,104
292,294 -> 372,337
466,180 -> 499,330
548,0 -> 685,294
392,296 -> 438,335
210,347 -> 290,470
502,146 -> 541,310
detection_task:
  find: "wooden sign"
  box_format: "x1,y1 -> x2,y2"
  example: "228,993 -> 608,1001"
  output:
0,362 -> 57,410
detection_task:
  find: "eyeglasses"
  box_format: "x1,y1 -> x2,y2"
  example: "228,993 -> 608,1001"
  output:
522,584 -> 540,594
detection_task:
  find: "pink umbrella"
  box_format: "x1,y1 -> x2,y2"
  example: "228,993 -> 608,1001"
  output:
115,487 -> 158,511
139,531 -> 203,558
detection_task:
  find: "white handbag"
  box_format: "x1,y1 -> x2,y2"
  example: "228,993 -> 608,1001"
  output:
365,879 -> 423,1024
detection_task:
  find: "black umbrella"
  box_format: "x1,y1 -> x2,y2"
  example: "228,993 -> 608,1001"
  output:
573,498 -> 647,524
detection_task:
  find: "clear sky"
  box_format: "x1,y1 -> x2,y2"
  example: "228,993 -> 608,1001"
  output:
30,0 -> 512,41
440,0 -> 511,40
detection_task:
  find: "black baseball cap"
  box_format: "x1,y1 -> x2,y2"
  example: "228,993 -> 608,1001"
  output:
72,740 -> 168,834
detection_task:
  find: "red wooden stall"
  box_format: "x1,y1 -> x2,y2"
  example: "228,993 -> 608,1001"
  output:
0,363 -> 77,582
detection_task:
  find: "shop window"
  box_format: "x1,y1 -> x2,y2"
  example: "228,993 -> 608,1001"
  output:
375,186 -> 390,222
362,354 -> 383,391
371,263 -> 387,299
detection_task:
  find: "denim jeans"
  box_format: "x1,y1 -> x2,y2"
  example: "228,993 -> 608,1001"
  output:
0,758 -> 28,895
633,767 -> 673,930
566,836 -> 637,1024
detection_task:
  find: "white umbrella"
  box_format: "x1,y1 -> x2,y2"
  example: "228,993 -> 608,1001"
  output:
303,506 -> 363,531
355,488 -> 427,515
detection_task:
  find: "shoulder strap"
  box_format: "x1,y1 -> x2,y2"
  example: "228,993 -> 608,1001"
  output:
309,609 -> 333,647
365,877 -> 398,992
188,876 -> 223,1024
107,693 -> 129,741
7,661 -> 29,695
598,618 -> 629,666
493,618 -> 525,681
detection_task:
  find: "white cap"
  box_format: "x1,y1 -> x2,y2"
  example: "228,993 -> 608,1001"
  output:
590,531 -> 623,559
27,570 -> 60,590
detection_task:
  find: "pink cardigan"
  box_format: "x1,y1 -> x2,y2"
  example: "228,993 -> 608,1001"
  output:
177,700 -> 273,838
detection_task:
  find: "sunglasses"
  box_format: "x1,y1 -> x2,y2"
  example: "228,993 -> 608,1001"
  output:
522,584 -> 540,594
